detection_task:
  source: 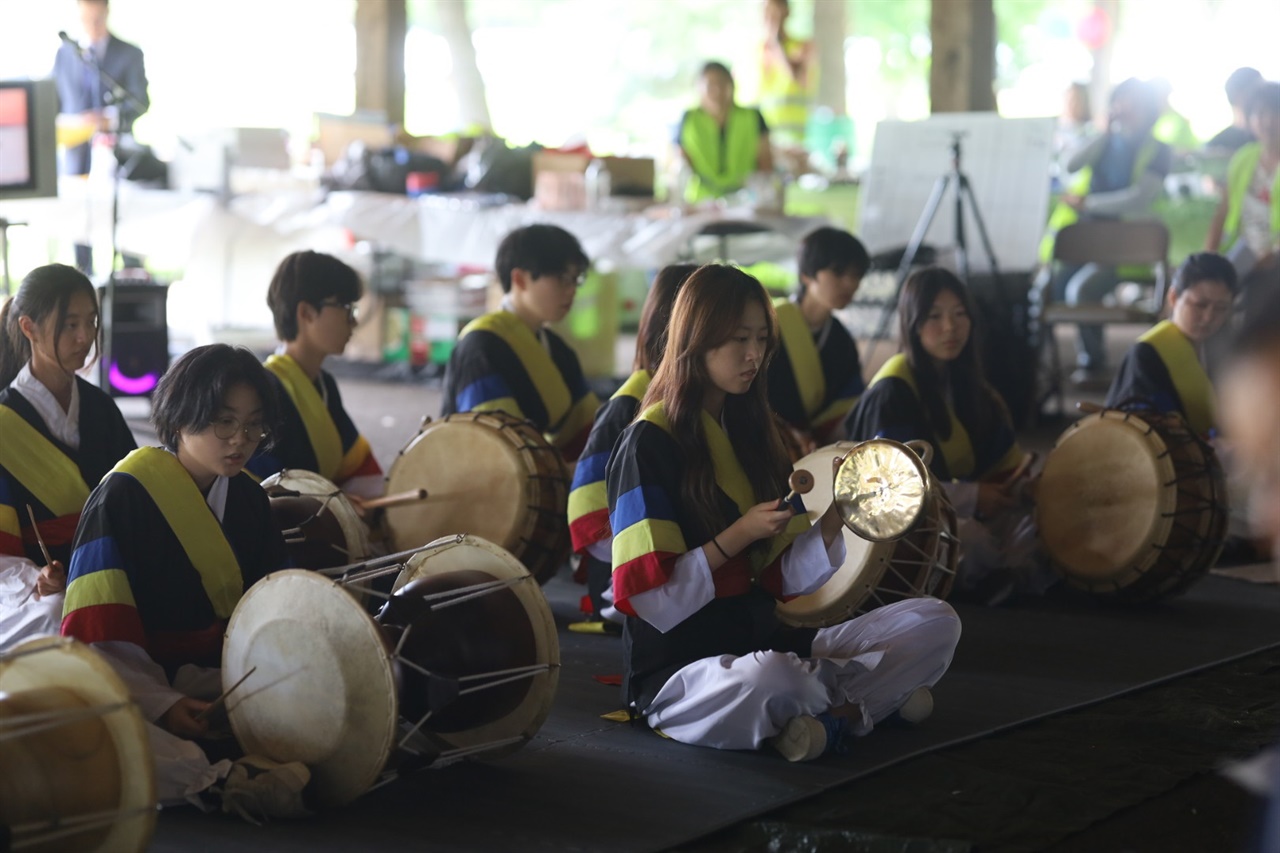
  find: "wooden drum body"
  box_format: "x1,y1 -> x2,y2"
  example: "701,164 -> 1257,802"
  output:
0,637 -> 155,853
1036,409 -> 1227,602
222,534 -> 559,808
776,441 -> 959,628
383,412 -> 571,584
261,469 -> 371,571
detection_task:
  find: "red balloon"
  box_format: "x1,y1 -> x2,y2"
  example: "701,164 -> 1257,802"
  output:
1077,7 -> 1112,51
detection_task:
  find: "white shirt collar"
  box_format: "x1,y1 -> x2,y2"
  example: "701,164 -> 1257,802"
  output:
206,474 -> 229,522
11,363 -> 80,451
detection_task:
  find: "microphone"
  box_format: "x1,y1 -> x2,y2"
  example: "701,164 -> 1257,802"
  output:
57,31 -> 90,61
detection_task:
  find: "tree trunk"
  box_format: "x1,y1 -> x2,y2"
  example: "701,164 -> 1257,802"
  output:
437,0 -> 493,132
814,0 -> 847,115
1088,0 -> 1120,123
929,0 -> 997,114
355,0 -> 407,126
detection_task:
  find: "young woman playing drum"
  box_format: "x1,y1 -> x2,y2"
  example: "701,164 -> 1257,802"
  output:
1105,252 -> 1237,437
0,265 -> 135,650
845,267 -> 1052,605
61,344 -> 309,818
568,263 -> 697,629
606,264 -> 960,762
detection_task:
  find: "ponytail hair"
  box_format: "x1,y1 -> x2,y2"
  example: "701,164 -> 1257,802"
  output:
0,264 -> 100,388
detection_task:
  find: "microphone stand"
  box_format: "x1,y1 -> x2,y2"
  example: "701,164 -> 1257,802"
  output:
66,35 -> 148,392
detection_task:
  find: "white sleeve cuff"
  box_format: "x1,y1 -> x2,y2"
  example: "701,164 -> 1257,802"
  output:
628,546 -> 716,633
781,521 -> 846,597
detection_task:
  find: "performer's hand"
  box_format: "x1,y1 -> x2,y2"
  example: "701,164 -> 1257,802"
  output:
976,482 -> 1018,519
35,560 -> 66,599
1062,193 -> 1086,212
161,697 -> 212,740
345,493 -> 367,520
736,501 -> 795,542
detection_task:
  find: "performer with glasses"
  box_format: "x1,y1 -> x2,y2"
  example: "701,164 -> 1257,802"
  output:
60,344 -> 311,815
247,251 -> 383,505
0,264 -> 136,649
442,224 -> 600,462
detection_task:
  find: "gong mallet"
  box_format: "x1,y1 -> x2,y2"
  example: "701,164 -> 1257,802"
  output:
778,469 -> 815,511
194,666 -> 257,723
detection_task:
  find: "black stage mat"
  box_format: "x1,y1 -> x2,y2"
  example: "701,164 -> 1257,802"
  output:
151,572 -> 1280,853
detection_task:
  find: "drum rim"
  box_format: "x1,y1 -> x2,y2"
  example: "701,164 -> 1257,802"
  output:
382,412 -> 571,583
222,569 -> 398,808
261,469 -> 372,565
390,534 -> 560,757
1037,410 -> 1181,589
0,636 -> 156,853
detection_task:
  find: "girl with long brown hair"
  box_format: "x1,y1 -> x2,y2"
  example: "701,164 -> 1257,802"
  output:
606,264 -> 960,761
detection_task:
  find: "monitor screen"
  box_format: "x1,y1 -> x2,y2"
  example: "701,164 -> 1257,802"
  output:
0,79 -> 58,201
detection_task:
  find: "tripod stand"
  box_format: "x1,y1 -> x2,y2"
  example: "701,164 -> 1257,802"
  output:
866,132 -> 1008,360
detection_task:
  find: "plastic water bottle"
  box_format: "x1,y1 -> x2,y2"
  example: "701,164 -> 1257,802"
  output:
585,158 -> 612,210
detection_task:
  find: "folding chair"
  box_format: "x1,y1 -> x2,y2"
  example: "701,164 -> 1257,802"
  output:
1031,219 -> 1170,419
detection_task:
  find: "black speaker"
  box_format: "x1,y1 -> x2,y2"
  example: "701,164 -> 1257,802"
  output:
98,282 -> 169,397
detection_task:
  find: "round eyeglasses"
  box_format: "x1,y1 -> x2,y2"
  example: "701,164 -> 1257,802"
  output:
210,416 -> 269,443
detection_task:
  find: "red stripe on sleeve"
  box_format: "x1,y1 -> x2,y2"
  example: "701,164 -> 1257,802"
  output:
569,509 -> 611,555
61,603 -> 148,647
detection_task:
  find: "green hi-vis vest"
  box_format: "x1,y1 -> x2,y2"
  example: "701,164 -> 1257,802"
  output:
1039,136 -> 1163,263
681,105 -> 762,203
1223,142 -> 1280,250
760,36 -> 814,144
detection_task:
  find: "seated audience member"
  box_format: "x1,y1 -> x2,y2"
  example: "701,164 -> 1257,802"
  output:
568,264 -> 697,629
0,264 -> 135,649
1206,81 -> 1280,283
676,61 -> 773,203
768,227 -> 871,450
61,344 -> 308,817
441,224 -> 600,462
1205,67 -> 1263,154
1041,78 -> 1173,383
1105,253 -> 1237,437
846,268 -> 1053,604
247,251 -> 382,500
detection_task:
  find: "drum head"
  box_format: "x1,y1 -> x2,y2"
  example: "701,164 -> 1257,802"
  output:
261,470 -> 371,570
388,535 -> 559,762
0,637 -> 155,853
776,444 -> 896,627
223,570 -> 398,808
384,417 -> 538,556
1037,413 -> 1175,586
834,439 -> 928,541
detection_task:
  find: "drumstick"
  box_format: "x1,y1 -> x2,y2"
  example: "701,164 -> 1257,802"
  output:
1077,401 -> 1104,414
777,469 -> 815,510
1005,452 -> 1037,485
356,488 -> 429,511
194,666 -> 257,723
25,505 -> 53,567
17,506 -> 55,606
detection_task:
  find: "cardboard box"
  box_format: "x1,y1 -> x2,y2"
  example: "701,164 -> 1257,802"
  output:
531,152 -> 655,210
315,111 -> 395,166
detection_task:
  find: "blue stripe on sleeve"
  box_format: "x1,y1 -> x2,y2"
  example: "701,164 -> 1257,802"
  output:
609,484 -> 679,533
571,451 -> 610,490
457,374 -> 514,413
68,535 -> 125,583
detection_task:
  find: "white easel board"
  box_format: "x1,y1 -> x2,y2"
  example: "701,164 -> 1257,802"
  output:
857,114 -> 1056,273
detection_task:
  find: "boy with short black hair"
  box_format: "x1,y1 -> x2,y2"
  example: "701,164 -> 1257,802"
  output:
247,250 -> 382,500
442,224 -> 599,461
767,226 -> 871,447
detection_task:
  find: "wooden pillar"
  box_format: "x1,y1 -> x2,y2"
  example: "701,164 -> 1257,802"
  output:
355,0 -> 407,126
929,0 -> 997,114
814,0 -> 847,115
